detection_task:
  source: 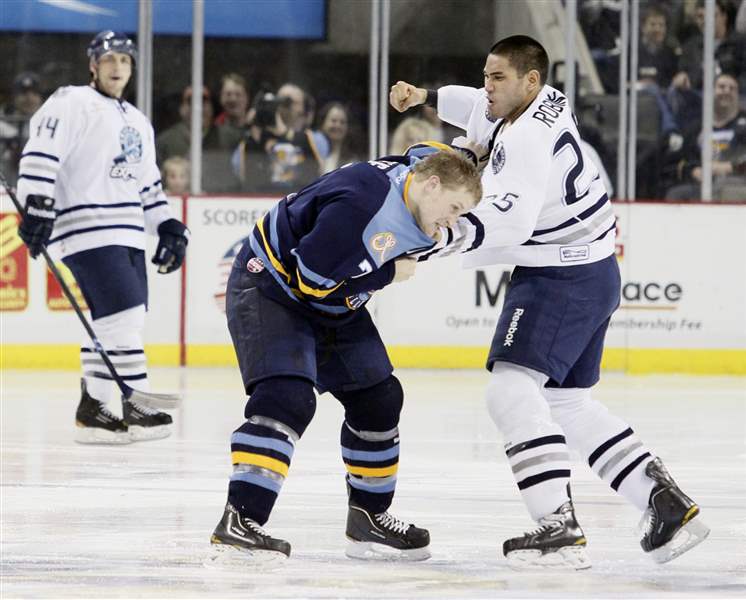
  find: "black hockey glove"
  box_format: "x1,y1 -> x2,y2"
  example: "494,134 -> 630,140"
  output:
18,194 -> 56,259
152,218 -> 190,274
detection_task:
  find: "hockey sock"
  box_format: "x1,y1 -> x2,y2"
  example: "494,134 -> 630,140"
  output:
228,377 -> 315,525
341,421 -> 399,514
82,305 -> 148,404
228,419 -> 297,525
545,387 -> 655,512
488,363 -> 571,521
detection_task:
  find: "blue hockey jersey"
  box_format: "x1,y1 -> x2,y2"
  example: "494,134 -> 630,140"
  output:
239,151 -> 440,318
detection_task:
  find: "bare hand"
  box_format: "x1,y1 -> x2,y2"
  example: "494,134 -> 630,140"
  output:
389,81 -> 427,113
392,257 -> 417,282
671,71 -> 691,90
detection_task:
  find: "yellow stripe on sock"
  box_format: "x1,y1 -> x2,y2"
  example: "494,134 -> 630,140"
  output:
346,463 -> 398,477
231,451 -> 289,477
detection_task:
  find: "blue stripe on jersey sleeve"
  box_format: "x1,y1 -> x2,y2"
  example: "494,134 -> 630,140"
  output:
18,173 -> 55,184
57,202 -> 142,216
20,151 -> 60,162
143,200 -> 168,211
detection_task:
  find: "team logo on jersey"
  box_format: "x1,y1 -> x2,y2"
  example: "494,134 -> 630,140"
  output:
491,140 -> 506,175
110,126 -> 142,181
246,257 -> 265,273
370,232 -> 397,261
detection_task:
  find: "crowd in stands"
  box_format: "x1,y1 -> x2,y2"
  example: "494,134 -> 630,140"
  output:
581,0 -> 746,200
2,1 -> 744,202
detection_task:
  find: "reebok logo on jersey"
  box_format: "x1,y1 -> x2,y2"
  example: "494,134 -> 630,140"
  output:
503,308 -> 524,346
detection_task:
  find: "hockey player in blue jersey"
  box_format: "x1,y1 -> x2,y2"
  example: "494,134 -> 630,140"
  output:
390,35 -> 709,568
15,31 -> 189,444
210,146 -> 483,561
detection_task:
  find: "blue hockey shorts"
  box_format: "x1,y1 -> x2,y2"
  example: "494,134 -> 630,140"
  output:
63,245 -> 148,320
225,263 -> 393,395
487,254 -> 621,388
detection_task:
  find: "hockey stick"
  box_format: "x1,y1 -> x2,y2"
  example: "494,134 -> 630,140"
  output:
0,171 -> 180,410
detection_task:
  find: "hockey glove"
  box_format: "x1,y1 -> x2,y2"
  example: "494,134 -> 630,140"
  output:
18,194 -> 56,259
152,218 -> 190,274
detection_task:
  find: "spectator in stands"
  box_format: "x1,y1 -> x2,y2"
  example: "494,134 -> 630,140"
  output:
665,73 -> 746,201
389,117 -> 438,155
674,0 -> 746,92
156,85 -> 239,193
161,156 -> 190,195
312,102 -> 360,173
233,84 -> 323,193
215,73 -> 249,149
0,72 -> 44,185
639,4 -> 682,88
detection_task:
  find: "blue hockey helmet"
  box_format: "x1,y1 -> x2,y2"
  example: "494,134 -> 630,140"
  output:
87,31 -> 138,64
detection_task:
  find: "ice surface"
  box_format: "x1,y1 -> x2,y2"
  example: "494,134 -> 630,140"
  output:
2,369 -> 745,598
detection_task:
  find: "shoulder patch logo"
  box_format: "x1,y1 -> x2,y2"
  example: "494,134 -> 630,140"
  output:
246,257 -> 265,273
370,232 -> 397,262
491,140 -> 506,175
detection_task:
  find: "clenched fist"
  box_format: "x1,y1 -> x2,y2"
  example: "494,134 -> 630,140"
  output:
389,81 -> 427,113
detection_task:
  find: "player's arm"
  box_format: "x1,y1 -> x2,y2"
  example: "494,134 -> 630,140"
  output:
389,81 -> 482,131
139,122 -> 190,274
291,201 -> 397,300
419,149 -> 549,261
16,90 -> 76,258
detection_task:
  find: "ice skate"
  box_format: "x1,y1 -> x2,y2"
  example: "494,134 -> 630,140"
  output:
639,457 -> 710,563
503,501 -> 591,570
122,397 -> 172,441
345,502 -> 431,561
210,502 -> 290,564
74,380 -> 131,444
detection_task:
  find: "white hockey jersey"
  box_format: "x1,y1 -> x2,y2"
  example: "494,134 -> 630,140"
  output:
423,84 -> 616,267
16,85 -> 173,260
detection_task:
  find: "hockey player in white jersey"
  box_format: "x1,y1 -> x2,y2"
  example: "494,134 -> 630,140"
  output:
390,35 -> 708,569
16,31 -> 189,444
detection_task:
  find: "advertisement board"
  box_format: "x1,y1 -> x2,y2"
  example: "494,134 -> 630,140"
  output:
2,193 -> 744,374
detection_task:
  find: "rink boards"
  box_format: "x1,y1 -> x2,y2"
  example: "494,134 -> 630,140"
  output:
2,195 -> 745,374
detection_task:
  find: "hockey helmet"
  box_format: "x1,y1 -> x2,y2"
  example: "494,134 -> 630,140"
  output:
87,30 -> 138,64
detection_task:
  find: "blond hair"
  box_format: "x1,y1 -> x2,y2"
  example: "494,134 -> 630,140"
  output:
389,117 -> 438,155
412,150 -> 483,205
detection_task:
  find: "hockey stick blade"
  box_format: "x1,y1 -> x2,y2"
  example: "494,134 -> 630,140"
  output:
125,387 -> 182,410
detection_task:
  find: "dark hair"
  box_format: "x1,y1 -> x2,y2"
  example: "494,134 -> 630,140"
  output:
489,35 -> 549,84
642,4 -> 668,25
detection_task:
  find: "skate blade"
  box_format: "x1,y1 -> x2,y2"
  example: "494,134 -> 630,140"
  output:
206,538 -> 288,569
128,424 -> 172,442
345,539 -> 431,562
74,426 -> 132,445
649,517 -> 710,564
506,546 -> 592,571
127,388 -> 181,410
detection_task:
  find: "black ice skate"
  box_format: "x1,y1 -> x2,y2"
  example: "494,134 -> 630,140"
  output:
122,397 -> 172,441
74,380 -> 131,444
210,502 -> 290,562
345,502 -> 431,561
639,457 -> 710,563
503,501 -> 591,570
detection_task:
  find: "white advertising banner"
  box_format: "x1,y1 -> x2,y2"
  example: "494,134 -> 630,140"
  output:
3,193 -> 745,371
374,203 -> 746,352
184,197 -> 276,350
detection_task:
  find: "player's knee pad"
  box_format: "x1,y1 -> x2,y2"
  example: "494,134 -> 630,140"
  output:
245,376 -> 316,438
333,375 -> 403,432
485,363 -> 553,440
91,304 -> 146,341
